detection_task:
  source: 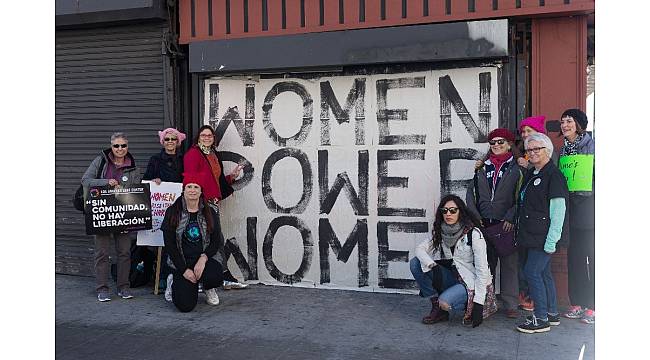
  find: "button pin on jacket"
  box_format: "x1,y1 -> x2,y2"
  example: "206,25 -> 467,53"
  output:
533,178 -> 541,186
122,176 -> 128,182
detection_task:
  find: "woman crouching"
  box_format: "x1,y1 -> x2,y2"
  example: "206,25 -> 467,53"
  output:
161,173 -> 224,312
410,195 -> 497,327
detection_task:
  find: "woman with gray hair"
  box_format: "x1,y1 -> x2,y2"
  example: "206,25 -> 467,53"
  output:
514,132 -> 569,334
81,132 -> 142,302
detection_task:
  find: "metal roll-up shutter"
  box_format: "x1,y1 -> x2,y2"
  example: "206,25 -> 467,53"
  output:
56,23 -> 170,276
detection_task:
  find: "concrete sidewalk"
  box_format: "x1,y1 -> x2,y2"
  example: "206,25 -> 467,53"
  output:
56,274 -> 594,360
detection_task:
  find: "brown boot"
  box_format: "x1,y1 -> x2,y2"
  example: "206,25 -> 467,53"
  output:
422,297 -> 450,324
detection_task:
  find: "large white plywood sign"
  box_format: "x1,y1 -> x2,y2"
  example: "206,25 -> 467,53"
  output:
204,67 -> 499,293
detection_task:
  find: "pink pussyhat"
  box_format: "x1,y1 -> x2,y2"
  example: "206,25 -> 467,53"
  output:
158,128 -> 187,145
519,116 -> 546,134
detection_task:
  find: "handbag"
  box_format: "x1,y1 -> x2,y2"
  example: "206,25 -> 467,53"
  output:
472,168 -> 519,258
482,222 -> 517,257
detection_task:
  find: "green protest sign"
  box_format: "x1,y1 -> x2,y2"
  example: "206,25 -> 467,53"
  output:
558,155 -> 594,192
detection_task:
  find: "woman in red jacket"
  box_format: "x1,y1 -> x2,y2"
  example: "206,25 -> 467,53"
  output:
183,125 -> 247,290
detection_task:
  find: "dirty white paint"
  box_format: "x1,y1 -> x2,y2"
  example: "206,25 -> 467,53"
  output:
204,67 -> 499,293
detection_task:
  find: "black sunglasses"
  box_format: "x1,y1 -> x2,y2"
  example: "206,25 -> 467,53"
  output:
112,144 -> 128,149
440,207 -> 459,214
164,137 -> 178,142
488,139 -> 507,145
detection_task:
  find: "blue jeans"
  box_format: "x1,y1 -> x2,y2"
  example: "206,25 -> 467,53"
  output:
410,258 -> 468,313
523,249 -> 558,319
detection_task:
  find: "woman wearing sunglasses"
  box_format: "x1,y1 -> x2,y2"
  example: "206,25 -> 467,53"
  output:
183,125 -> 247,290
515,132 -> 569,334
81,132 -> 142,302
558,108 -> 596,325
410,194 -> 496,327
466,128 -> 523,319
142,128 -> 187,295
143,128 -> 186,185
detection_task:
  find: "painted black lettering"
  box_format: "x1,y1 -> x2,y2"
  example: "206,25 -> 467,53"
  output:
320,78 -> 366,145
208,84 -> 219,129
377,149 -> 426,217
217,151 -> 254,190
439,148 -> 481,196
319,218 -> 368,287
439,72 -> 491,143
263,216 -> 313,284
262,148 -> 313,214
376,77 -> 426,145
318,150 -> 368,216
377,221 -> 428,289
209,83 -> 255,146
262,81 -> 313,146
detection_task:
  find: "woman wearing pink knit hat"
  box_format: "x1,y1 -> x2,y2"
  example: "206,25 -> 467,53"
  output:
143,128 -> 187,185
517,116 -> 546,168
142,128 -> 188,293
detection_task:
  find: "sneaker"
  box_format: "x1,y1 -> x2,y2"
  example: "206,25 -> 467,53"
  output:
117,288 -> 134,299
205,288 -> 220,305
164,274 -> 173,302
547,313 -> 561,326
97,291 -> 111,302
518,293 -> 535,312
517,315 -> 551,334
563,305 -> 585,319
580,309 -> 595,324
223,280 -> 248,290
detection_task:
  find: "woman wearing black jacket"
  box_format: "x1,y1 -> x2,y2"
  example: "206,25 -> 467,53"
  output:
161,173 -> 224,312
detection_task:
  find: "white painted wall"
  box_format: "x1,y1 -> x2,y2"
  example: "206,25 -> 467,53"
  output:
204,67 -> 500,293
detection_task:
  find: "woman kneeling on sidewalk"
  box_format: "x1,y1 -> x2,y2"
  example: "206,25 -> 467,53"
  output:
410,194 -> 497,328
161,173 -> 224,312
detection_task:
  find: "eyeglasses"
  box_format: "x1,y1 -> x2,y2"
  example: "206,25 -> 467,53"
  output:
112,144 -> 128,149
525,147 -> 545,155
199,133 -> 214,138
164,137 -> 178,142
440,207 -> 459,214
488,139 -> 507,145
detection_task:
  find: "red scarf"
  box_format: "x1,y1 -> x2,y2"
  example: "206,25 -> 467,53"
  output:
488,152 -> 512,170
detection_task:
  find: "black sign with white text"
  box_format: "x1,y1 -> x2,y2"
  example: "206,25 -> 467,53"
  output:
84,185 -> 153,235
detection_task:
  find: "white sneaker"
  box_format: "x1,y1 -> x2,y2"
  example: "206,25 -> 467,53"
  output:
223,280 -> 248,290
205,288 -> 220,305
164,274 -> 173,302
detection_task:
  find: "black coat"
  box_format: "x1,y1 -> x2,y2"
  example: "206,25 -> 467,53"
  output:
516,162 -> 570,250
143,149 -> 184,183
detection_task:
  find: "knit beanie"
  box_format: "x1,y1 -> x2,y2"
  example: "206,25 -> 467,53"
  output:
182,172 -> 204,190
488,128 -> 515,142
519,115 -> 546,134
561,109 -> 588,130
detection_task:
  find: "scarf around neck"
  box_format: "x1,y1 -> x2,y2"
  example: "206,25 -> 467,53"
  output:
488,151 -> 512,169
563,133 -> 585,155
441,222 -> 465,249
198,143 -> 213,155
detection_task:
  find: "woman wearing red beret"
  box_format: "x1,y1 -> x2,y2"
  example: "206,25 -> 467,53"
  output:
466,128 -> 524,319
161,173 -> 224,312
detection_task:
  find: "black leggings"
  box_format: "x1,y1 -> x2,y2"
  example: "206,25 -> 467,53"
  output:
567,228 -> 595,309
172,258 -> 224,312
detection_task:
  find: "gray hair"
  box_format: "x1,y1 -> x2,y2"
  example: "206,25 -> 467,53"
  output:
524,132 -> 553,158
110,132 -> 128,143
